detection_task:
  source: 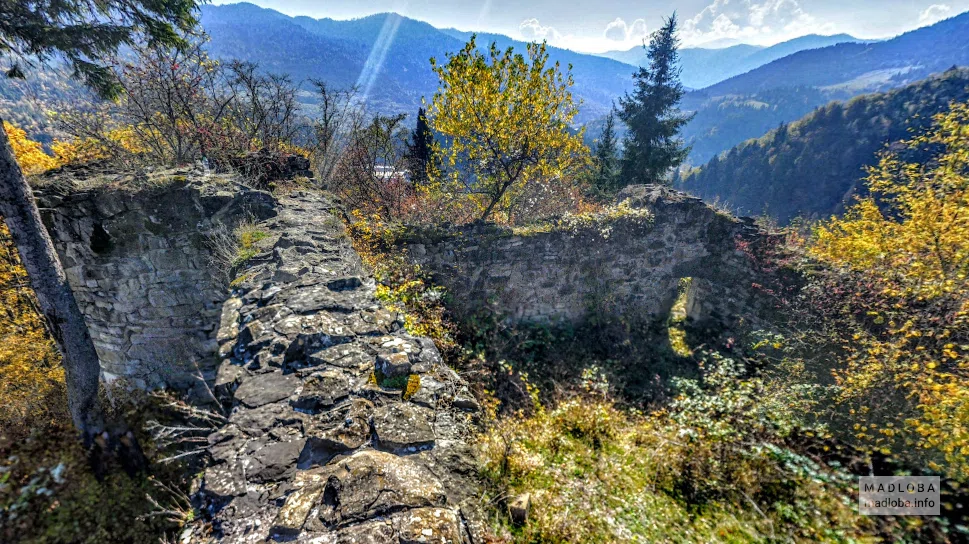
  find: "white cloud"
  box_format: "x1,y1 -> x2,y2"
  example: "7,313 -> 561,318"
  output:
519,18 -> 561,41
682,0 -> 830,45
603,17 -> 649,42
919,4 -> 952,25
604,18 -> 628,41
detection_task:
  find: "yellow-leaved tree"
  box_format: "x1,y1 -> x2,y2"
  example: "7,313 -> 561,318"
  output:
3,121 -> 58,175
0,221 -> 66,431
810,102 -> 969,478
0,124 -> 65,430
427,36 -> 591,224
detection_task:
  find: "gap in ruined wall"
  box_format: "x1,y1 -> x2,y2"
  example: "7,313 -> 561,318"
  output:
667,277 -> 694,358
89,222 -> 113,254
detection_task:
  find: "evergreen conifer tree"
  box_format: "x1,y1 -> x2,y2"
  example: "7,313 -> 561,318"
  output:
592,111 -> 621,196
617,14 -> 693,186
407,107 -> 434,184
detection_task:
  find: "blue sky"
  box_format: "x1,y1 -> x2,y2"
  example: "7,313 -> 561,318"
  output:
211,0 -> 969,52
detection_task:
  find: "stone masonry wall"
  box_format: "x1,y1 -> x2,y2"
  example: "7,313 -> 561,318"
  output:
403,184 -> 773,329
192,191 -> 484,543
36,169 -> 275,388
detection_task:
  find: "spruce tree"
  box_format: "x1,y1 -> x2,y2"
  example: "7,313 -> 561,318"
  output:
592,111 -> 621,196
407,107 -> 434,185
617,14 -> 693,186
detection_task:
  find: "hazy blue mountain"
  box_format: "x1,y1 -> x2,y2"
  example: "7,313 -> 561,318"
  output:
200,3 -> 635,122
676,11 -> 969,163
700,12 -> 969,96
600,34 -> 861,90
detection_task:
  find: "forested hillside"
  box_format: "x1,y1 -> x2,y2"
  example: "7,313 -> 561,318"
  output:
602,34 -> 862,90
676,68 -> 969,222
201,3 -> 634,122
677,11 -> 969,163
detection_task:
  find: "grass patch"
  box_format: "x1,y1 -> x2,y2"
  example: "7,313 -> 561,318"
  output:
477,352 -> 939,543
232,222 -> 269,268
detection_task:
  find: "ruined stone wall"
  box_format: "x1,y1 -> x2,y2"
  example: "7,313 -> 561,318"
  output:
36,173 -> 484,541
36,170 -> 275,388
403,185 -> 772,329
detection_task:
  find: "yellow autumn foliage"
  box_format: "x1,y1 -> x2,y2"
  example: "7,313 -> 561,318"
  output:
50,125 -> 149,165
427,37 -> 592,224
0,123 -> 67,431
0,222 -> 66,431
810,102 -> 969,478
3,121 -> 58,175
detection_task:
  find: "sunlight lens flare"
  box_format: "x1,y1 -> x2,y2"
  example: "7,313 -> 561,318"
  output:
355,12 -> 404,106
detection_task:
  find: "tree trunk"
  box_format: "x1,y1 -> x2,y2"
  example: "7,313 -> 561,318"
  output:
0,117 -> 106,443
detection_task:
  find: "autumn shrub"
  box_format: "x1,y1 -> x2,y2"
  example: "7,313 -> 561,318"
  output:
52,38 -> 305,171
0,225 -> 198,544
347,211 -> 457,355
3,121 -> 59,175
801,103 -> 969,479
1,133 -> 200,544
327,114 -> 418,218
477,355 -> 885,543
1,125 -> 67,433
425,37 -> 594,225
47,123 -> 148,166
0,222 -> 66,435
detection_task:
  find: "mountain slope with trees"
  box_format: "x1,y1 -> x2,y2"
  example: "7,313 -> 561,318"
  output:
201,3 -> 634,122
676,11 -> 969,163
602,34 -> 862,90
703,12 -> 969,97
676,68 -> 969,223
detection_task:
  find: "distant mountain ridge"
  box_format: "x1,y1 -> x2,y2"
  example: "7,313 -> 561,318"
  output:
677,10 -> 969,164
698,12 -> 969,96
600,34 -> 864,90
200,3 -> 635,122
676,68 -> 969,223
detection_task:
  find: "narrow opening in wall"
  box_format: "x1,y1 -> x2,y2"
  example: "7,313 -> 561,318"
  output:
90,222 -> 113,254
668,277 -> 692,357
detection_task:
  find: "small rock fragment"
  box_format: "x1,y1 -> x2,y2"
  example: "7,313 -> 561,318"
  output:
509,493 -> 531,526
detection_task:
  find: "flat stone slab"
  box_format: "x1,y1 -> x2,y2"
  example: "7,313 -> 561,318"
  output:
373,403 -> 436,451
249,438 -> 305,482
398,507 -> 464,544
291,370 -> 351,412
202,462 -> 246,501
305,342 -> 373,370
311,450 -> 446,528
229,401 -> 301,437
304,398 -> 374,455
234,372 -> 299,408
